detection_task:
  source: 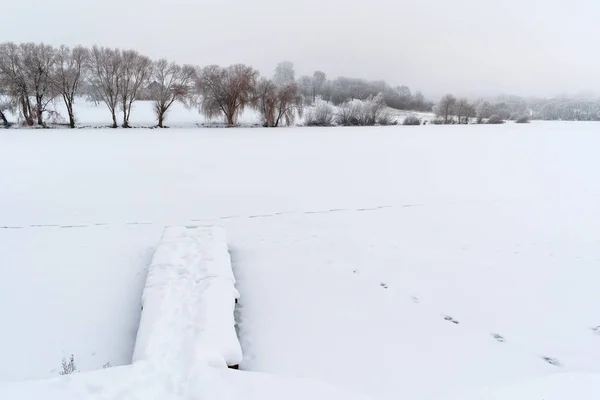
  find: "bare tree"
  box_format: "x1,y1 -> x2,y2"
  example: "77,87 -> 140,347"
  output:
150,59 -> 196,128
436,94 -> 457,124
21,43 -> 57,125
119,50 -> 151,127
255,78 -> 278,127
273,82 -> 303,127
454,98 -> 470,124
0,42 -> 34,125
52,45 -> 88,128
197,64 -> 258,127
256,79 -> 303,127
273,61 -> 295,86
88,46 -> 122,128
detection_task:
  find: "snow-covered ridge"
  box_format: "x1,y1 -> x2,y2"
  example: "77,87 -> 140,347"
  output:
133,226 -> 242,368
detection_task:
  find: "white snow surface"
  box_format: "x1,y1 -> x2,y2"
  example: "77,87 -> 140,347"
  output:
1,122 -> 600,399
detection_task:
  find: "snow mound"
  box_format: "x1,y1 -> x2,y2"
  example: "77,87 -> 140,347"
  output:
132,226 -> 242,368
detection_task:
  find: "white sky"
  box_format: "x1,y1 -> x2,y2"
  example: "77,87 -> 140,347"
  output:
3,0 -> 599,98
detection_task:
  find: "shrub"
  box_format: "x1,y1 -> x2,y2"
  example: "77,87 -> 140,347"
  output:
516,115 -> 530,123
377,111 -> 395,126
335,101 -> 361,126
430,118 -> 445,125
304,103 -> 334,126
60,354 -> 78,375
402,115 -> 421,125
487,115 -> 505,124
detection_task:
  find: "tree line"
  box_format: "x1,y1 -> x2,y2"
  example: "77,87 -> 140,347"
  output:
0,42 -> 434,128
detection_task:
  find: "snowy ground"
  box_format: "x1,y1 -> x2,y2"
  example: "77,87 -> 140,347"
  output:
1,122 -> 599,398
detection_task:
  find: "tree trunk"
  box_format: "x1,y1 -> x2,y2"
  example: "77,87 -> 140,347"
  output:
111,110 -> 118,128
67,104 -> 75,128
158,112 -> 164,128
36,98 -> 43,126
21,96 -> 33,126
122,107 -> 129,128
0,110 -> 8,127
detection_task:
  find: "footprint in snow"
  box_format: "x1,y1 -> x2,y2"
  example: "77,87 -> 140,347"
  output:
542,356 -> 561,367
410,296 -> 420,304
491,333 -> 505,343
592,326 -> 600,335
443,315 -> 459,325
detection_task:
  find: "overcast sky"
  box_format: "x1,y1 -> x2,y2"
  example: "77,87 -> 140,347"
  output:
3,0 -> 598,98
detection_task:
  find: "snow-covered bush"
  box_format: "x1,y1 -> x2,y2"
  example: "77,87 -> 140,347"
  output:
335,93 -> 391,126
402,115 -> 421,125
304,103 -> 334,126
430,118 -> 445,125
516,115 -> 530,123
487,115 -> 505,124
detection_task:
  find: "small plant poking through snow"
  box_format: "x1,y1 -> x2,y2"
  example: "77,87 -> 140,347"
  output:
380,282 -> 388,289
60,354 -> 78,375
103,362 -> 112,369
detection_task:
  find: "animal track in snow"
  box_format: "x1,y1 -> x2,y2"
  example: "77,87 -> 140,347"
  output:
443,315 -> 460,325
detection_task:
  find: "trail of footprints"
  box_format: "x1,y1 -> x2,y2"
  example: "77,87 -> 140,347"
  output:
374,278 -> 570,368
0,203 -> 424,231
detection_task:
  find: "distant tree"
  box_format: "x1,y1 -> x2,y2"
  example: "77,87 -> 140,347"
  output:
454,98 -> 471,124
150,59 -> 195,128
255,78 -> 277,127
403,115 -> 421,125
311,70 -> 326,102
88,46 -> 122,128
197,64 -> 259,127
516,115 -> 530,123
436,94 -> 457,124
256,78 -> 303,127
487,115 -> 505,124
52,45 -> 88,128
297,75 -> 313,104
119,50 -> 151,127
474,99 -> 491,123
273,61 -> 295,86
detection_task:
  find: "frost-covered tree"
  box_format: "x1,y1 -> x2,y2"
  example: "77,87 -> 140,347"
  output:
435,94 -> 457,124
150,59 -> 196,128
273,61 -> 295,86
197,64 -> 258,127
311,70 -> 326,102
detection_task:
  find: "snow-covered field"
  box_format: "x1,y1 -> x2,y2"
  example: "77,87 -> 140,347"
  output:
1,121 -> 599,399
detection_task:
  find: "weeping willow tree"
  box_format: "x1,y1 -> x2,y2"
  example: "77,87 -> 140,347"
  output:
197,64 -> 258,127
